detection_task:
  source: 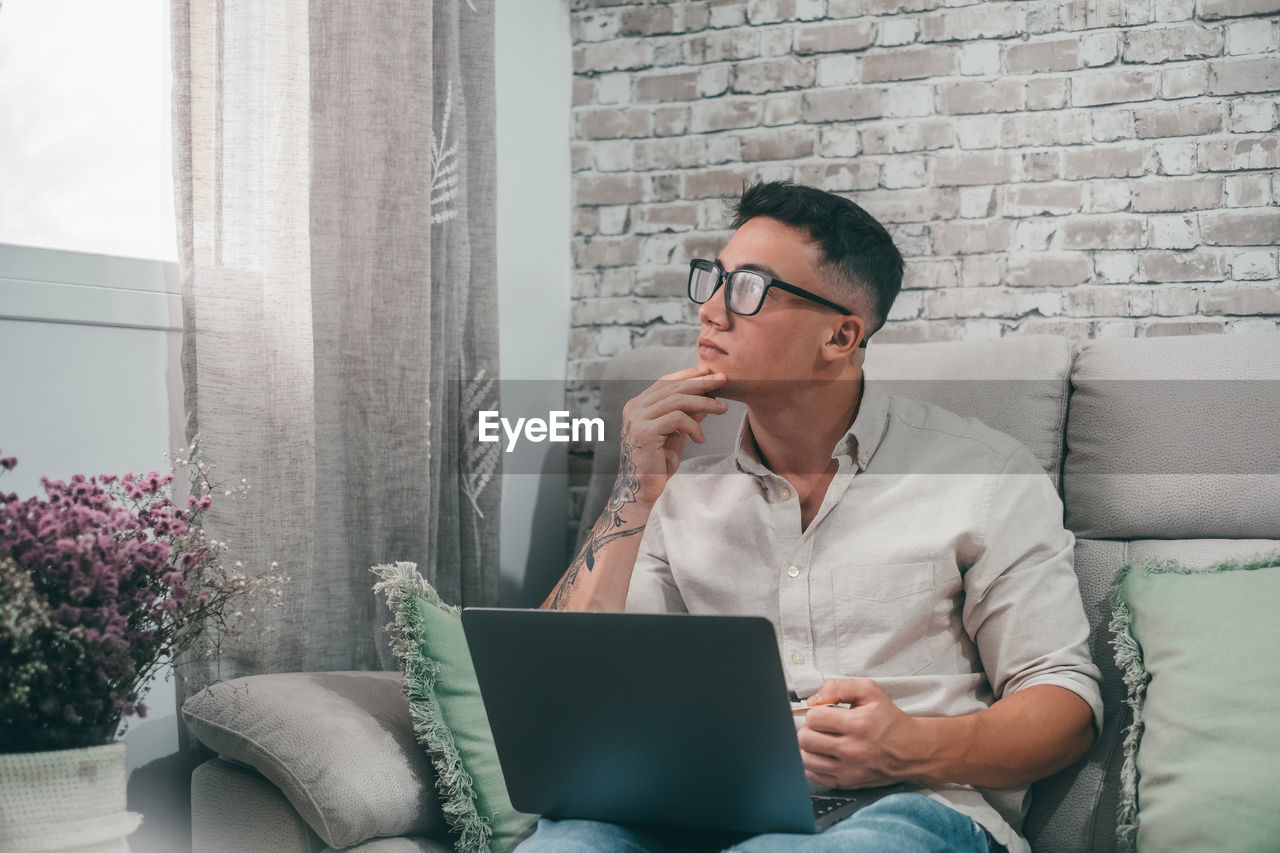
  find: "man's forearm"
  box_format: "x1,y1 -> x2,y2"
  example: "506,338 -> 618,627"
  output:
912,685 -> 1095,789
540,499 -> 652,610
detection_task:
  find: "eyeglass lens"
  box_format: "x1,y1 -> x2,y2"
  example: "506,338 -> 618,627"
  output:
689,263 -> 769,315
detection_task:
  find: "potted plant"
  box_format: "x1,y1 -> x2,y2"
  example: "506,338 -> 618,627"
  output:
0,444 -> 286,851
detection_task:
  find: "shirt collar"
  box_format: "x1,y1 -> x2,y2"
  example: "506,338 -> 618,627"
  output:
730,378 -> 891,476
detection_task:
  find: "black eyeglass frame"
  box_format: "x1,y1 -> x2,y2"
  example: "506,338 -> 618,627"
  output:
687,258 -> 855,318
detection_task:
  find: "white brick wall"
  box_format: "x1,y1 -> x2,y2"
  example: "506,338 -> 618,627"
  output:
564,0 -> 1280,528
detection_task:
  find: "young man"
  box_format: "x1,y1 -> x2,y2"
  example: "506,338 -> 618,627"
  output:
529,182 -> 1101,853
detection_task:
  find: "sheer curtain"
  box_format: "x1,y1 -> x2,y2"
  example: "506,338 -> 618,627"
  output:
170,0 -> 500,690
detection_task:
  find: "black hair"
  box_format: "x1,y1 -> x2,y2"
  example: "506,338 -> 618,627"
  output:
728,180 -> 904,343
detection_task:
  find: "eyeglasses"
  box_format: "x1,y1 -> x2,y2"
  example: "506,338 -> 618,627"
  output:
687,259 -> 854,318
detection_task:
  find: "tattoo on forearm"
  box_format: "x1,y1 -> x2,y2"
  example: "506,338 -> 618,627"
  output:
544,424 -> 646,610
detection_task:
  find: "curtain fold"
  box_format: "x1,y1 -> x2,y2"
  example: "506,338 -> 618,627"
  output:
171,0 -> 500,694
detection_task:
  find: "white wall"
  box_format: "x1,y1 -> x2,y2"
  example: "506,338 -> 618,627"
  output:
494,0 -> 574,605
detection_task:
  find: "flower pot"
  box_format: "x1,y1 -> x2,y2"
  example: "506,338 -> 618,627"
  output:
0,742 -> 141,853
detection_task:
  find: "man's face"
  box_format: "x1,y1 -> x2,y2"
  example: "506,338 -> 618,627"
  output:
696,216 -> 852,400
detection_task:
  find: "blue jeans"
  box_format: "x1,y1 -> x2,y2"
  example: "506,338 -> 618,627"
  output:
515,792 -> 997,852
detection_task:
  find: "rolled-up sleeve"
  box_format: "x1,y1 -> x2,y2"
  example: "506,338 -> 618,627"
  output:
962,445 -> 1104,732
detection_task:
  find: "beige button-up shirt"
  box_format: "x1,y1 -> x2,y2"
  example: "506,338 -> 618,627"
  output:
625,380 -> 1103,853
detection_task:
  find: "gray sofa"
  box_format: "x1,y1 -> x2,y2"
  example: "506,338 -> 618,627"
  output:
185,332 -> 1280,852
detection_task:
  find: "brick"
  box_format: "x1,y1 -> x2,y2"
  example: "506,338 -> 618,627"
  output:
1091,108 -> 1135,142
1139,319 -> 1227,337
855,187 -> 959,222
1201,208 -> 1280,246
891,223 -> 934,257
1199,136 -> 1280,170
927,288 -> 1062,319
1095,251 -> 1139,283
1153,141 -> 1198,175
1157,69 -> 1206,101
886,290 -> 925,321
575,173 -> 644,206
698,67 -> 732,99
574,40 -> 648,73
1006,38 -> 1082,74
817,124 -> 862,157
919,4 -> 1022,42
682,167 -> 755,199
1000,112 -> 1090,147
1225,19 -> 1279,55
1063,0 -> 1152,29
1081,32 -> 1121,66
573,236 -> 641,269
732,57 -> 816,94
574,10 -> 621,43
954,116 -> 1001,149
934,150 -> 1017,186
793,161 -> 881,191
1062,143 -> 1148,179
1005,253 -> 1093,286
573,76 -> 596,107
1229,249 -> 1280,279
930,219 -> 1016,255
1057,216 -> 1147,249
880,156 -> 930,189
958,42 -> 1002,76
592,139 -> 633,172
762,92 -> 804,125
1132,102 -> 1223,139
1154,0 -> 1196,21
1201,285 -> 1280,314
862,45 -> 957,82
1085,180 -> 1133,213
738,127 -> 815,160
632,138 -> 707,171
631,202 -> 699,234
746,0 -> 825,24
1208,57 -> 1280,95
620,6 -> 676,37
901,259 -> 960,289
1024,151 -> 1064,183
938,79 -> 1024,114
1067,286 -> 1158,317
1229,99 -> 1279,133
795,20 -> 876,54
802,87 -> 885,122
1138,251 -> 1228,283
1123,25 -> 1224,63
930,150 -> 1011,186
1073,69 -> 1160,106
575,207 -> 601,237
570,142 -> 592,172
690,98 -> 763,133
862,0 -> 943,12
1026,77 -> 1071,110
648,173 -> 684,203
706,134 -> 742,164
1151,286 -> 1203,315
882,85 -> 935,118
1131,176 -> 1223,212
651,38 -> 688,68
1005,183 -> 1085,217
861,119 -> 954,153
707,3 -> 748,28
634,71 -> 699,103
652,106 -> 689,137
758,26 -> 797,56
578,107 -> 653,140
1225,174 -> 1273,207
877,19 -> 920,46
1149,214 -> 1200,249
959,187 -> 996,218
1199,0 -> 1280,19
598,204 -> 629,236
815,54 -> 863,88
683,29 -> 758,64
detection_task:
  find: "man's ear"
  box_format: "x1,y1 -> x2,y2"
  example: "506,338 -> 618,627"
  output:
822,314 -> 866,360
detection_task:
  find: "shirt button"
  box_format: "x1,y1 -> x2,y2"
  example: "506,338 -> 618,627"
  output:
791,653 -> 805,665
786,565 -> 800,578
779,487 -> 792,501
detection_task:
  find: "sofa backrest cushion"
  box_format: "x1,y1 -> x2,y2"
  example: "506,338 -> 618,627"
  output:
1063,333 -> 1280,539
578,336 -> 1073,542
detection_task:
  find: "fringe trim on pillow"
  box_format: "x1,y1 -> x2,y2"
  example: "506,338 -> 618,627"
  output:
1109,553 -> 1280,853
372,561 -> 494,853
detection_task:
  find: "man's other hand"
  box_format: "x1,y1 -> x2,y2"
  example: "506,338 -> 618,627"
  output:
798,678 -> 923,790
620,366 -> 728,506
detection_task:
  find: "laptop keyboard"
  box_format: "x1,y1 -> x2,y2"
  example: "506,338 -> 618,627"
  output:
811,794 -> 858,819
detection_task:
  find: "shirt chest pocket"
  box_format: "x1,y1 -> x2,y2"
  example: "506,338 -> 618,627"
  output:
829,562 -> 935,677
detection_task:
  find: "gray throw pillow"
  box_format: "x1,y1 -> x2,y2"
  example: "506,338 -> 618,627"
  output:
182,671 -> 446,849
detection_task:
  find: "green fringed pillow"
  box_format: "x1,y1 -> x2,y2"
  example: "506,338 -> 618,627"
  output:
372,562 -> 536,852
1110,554 -> 1280,852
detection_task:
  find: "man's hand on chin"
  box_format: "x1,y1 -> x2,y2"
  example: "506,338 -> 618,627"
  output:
797,677 -> 927,790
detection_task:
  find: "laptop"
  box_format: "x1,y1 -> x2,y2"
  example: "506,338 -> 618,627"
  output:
460,608 -> 904,836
